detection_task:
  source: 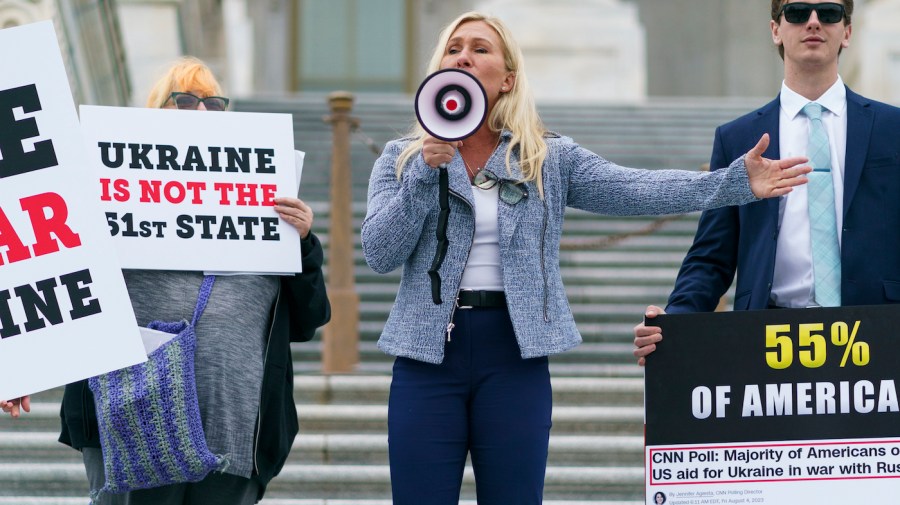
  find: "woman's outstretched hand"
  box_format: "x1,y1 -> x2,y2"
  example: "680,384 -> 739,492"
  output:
745,133 -> 811,198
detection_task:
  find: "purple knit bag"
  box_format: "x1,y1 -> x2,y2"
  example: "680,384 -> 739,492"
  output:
88,276 -> 225,502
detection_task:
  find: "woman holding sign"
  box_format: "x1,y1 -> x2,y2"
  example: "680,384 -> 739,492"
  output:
361,11 -> 812,505
55,57 -> 331,505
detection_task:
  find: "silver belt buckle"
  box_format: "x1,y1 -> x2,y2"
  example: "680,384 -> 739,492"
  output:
456,289 -> 474,309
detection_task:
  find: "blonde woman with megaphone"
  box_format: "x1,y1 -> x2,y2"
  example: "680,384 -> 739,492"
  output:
361,11 -> 811,505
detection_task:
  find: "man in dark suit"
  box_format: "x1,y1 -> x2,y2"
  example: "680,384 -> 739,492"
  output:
634,0 -> 900,365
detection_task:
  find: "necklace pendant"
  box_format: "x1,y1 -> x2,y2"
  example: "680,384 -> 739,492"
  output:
463,159 -> 479,180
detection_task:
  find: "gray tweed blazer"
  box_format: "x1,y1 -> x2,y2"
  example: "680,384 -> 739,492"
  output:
362,130 -> 757,364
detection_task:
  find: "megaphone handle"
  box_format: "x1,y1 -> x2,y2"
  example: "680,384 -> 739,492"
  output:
427,164 -> 450,304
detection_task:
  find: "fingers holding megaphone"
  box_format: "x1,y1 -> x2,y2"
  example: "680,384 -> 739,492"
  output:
422,137 -> 462,168
415,68 -> 488,145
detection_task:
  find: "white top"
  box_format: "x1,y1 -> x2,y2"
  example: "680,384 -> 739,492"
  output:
771,77 -> 847,308
459,184 -> 504,290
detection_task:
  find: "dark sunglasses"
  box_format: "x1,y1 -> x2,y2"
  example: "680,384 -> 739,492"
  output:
779,2 -> 846,24
169,92 -> 230,111
472,170 -> 528,205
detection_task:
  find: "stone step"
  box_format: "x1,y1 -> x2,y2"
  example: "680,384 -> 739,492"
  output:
340,249 -> 693,269
308,199 -> 700,221
355,283 -> 676,302
291,342 -> 641,369
0,432 -> 644,466
318,322 -> 647,344
0,433 -> 82,463
0,499 -> 643,505
343,303 -> 660,332
291,375 -> 643,405
315,228 -> 698,249
316,235 -> 697,252
292,361 -> 644,378
287,434 -> 644,466
28,374 -> 643,405
309,200 -> 700,220
0,462 -> 644,501
287,338 -> 653,369
347,306 -> 669,331
324,220 -> 697,237
258,501 -> 643,505
263,464 -> 645,501
351,321 -> 648,339
346,300 -> 667,318
0,403 -> 643,436
348,265 -> 683,285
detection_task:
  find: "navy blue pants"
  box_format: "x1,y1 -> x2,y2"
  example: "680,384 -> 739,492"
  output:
388,307 -> 552,505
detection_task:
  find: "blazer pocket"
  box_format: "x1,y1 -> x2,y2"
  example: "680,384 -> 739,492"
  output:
864,154 -> 900,170
882,280 -> 900,302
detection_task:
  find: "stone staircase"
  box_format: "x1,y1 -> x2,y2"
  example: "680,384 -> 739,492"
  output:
0,375 -> 644,503
0,96 -> 760,503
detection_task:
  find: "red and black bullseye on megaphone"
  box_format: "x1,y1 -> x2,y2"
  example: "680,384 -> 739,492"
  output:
414,68 -> 488,142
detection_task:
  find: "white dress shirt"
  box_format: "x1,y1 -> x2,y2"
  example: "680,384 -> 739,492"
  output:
771,77 -> 847,308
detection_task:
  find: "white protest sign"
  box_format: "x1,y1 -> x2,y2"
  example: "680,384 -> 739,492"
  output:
204,149 -> 305,276
79,105 -> 302,273
0,21 -> 145,401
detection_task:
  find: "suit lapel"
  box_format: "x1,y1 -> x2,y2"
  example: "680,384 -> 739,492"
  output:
843,88 -> 874,215
751,97 -> 782,222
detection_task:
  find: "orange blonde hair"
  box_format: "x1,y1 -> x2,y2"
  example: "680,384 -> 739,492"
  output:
145,56 -> 224,108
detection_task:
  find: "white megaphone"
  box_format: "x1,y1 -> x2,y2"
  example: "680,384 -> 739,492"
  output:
414,69 -> 488,305
414,68 -> 488,141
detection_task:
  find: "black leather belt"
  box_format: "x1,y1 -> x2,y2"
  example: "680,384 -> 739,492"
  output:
456,290 -> 506,309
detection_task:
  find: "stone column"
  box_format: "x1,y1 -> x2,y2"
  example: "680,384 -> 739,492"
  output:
844,0 -> 900,104
476,0 -> 646,102
0,0 -> 53,27
247,0 -> 291,94
223,0 -> 253,97
116,0 -> 183,105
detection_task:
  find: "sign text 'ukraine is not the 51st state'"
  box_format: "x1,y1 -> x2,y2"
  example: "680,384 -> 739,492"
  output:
79,105 -> 302,274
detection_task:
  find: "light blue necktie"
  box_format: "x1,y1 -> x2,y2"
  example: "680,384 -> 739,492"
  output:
802,102 -> 841,307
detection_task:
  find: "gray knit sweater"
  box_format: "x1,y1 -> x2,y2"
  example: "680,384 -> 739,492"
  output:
362,130 -> 758,364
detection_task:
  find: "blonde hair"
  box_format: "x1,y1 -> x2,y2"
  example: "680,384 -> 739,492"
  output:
395,11 -> 548,197
145,56 -> 224,109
